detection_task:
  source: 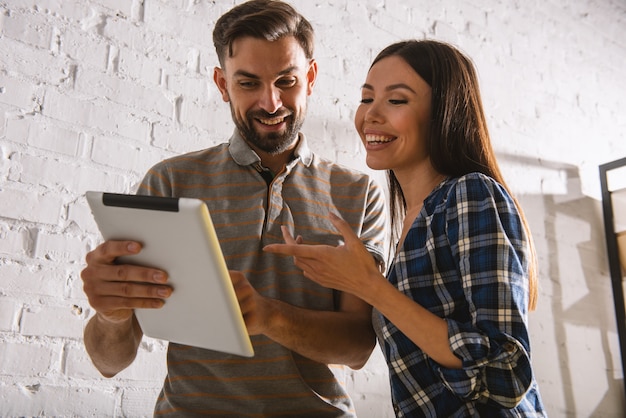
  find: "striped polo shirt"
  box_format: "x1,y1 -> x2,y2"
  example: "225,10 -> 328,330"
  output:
137,130 -> 386,417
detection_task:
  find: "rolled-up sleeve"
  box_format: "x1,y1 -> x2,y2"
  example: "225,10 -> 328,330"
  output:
433,174 -> 534,408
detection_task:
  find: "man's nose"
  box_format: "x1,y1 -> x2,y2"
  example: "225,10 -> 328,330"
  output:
258,86 -> 282,114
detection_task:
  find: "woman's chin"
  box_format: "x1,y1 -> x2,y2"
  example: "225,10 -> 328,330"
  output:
365,157 -> 390,172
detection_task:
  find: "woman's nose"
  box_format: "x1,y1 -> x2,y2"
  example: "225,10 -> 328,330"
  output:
364,102 -> 383,123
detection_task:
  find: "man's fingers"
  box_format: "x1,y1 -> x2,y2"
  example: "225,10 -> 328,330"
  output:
97,280 -> 172,299
85,240 -> 168,284
82,259 -> 167,286
92,296 -> 166,313
82,275 -> 171,313
86,240 -> 142,265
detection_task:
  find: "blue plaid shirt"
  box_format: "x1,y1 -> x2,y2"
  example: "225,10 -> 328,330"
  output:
373,173 -> 546,417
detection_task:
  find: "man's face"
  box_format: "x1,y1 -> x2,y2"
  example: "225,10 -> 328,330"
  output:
213,36 -> 317,155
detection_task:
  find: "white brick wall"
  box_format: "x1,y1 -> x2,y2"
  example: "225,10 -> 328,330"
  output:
1,0 -> 625,416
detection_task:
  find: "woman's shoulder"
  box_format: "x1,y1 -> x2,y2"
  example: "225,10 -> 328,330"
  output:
426,173 -> 512,211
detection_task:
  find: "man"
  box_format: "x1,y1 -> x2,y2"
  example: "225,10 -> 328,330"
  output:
81,0 -> 386,416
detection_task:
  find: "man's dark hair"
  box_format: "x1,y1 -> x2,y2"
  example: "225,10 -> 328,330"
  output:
213,0 -> 315,67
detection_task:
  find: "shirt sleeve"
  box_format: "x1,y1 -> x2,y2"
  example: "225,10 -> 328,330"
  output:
360,178 -> 388,271
433,174 -> 534,409
136,160 -> 173,197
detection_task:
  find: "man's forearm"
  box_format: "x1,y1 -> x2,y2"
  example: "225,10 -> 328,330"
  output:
84,313 -> 143,377
262,299 -> 376,369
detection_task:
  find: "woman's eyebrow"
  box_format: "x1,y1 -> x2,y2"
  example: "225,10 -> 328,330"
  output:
386,83 -> 416,93
360,83 -> 416,93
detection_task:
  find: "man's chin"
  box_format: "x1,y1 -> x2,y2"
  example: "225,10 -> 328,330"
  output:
258,140 -> 294,155
256,129 -> 298,146
254,125 -> 289,141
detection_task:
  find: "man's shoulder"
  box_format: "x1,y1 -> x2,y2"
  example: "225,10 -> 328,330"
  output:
307,153 -> 371,180
153,143 -> 231,170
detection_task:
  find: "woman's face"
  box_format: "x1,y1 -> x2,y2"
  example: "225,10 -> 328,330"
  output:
354,55 -> 432,174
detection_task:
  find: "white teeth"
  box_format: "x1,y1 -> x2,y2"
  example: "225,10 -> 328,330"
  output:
366,134 -> 395,143
259,116 -> 285,125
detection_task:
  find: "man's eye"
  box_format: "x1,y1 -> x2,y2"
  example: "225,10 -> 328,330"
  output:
239,81 -> 258,89
277,78 -> 297,88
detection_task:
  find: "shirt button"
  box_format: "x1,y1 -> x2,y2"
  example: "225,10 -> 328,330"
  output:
503,342 -> 516,352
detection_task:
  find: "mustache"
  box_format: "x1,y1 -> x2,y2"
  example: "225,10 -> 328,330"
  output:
249,109 -> 293,119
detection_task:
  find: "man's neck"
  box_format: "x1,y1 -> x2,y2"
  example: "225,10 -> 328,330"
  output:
248,139 -> 299,175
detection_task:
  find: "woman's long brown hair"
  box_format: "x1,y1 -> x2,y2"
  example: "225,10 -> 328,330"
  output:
372,40 -> 538,310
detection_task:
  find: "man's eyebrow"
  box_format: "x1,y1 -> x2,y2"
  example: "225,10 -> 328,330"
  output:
234,66 -> 299,79
234,70 -> 259,79
277,66 -> 299,76
361,83 -> 417,94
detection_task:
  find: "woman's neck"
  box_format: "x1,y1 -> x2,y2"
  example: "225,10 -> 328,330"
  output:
393,164 -> 446,250
395,164 -> 446,213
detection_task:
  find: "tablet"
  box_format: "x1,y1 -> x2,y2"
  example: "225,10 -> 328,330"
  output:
86,191 -> 254,357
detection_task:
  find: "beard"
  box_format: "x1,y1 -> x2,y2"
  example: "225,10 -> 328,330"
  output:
231,106 -> 305,155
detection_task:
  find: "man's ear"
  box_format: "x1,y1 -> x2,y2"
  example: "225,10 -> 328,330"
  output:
306,59 -> 318,96
213,66 -> 230,102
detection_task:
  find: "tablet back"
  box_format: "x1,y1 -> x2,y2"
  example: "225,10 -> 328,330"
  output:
86,191 -> 254,357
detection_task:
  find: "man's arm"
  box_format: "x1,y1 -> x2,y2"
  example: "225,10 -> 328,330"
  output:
83,313 -> 143,377
81,240 -> 172,377
231,271 -> 376,369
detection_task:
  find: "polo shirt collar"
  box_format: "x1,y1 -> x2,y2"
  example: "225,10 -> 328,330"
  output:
228,130 -> 313,168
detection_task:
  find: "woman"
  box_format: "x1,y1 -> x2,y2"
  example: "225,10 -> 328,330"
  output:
264,39 -> 547,417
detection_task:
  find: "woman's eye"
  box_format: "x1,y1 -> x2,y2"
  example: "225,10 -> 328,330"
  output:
360,98 -> 373,104
389,99 -> 408,105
